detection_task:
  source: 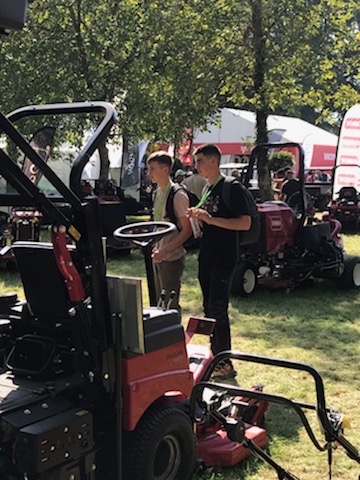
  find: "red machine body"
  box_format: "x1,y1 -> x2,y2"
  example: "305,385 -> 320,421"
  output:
122,340 -> 193,431
231,142 -> 360,296
121,314 -> 268,463
257,202 -> 297,253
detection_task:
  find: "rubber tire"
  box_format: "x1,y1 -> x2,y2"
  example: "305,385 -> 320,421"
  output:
123,405 -> 196,480
338,255 -> 360,288
231,261 -> 257,296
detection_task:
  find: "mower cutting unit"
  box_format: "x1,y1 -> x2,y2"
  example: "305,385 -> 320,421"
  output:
0,102 -> 270,480
231,142 -> 360,296
191,351 -> 360,480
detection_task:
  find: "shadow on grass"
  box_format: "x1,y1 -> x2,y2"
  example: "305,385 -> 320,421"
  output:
0,268 -> 23,291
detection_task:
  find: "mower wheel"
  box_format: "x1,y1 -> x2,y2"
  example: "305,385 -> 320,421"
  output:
231,261 -> 257,296
338,255 -> 360,288
123,405 -> 196,480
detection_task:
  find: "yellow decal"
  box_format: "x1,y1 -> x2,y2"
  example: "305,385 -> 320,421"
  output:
69,225 -> 81,241
342,415 -> 352,430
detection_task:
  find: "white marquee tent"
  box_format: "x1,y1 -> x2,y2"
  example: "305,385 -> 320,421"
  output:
193,108 -> 338,170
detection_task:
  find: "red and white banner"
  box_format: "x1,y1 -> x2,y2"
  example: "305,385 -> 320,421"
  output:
332,104 -> 360,199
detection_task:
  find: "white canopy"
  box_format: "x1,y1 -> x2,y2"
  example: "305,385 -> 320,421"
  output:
193,108 -> 338,169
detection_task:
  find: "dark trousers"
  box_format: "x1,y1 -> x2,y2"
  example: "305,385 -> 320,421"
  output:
198,255 -> 235,355
154,256 -> 185,315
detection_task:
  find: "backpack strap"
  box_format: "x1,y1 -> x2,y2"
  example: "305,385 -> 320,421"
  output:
165,184 -> 182,228
222,176 -> 234,212
221,176 -> 240,260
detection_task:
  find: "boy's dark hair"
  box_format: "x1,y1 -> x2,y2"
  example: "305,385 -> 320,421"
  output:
147,150 -> 173,169
194,143 -> 221,164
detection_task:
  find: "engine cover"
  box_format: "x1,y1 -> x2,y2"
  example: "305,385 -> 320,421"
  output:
257,202 -> 297,253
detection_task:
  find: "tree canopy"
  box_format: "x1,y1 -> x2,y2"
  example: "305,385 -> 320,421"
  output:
0,0 -> 359,185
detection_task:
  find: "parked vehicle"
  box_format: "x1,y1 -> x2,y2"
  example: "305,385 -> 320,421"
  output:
329,104 -> 360,230
230,143 -> 360,296
0,102 -> 269,480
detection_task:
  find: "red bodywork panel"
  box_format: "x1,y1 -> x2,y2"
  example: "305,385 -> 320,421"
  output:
258,202 -> 297,252
197,425 -> 268,466
187,343 -> 214,384
122,341 -> 193,431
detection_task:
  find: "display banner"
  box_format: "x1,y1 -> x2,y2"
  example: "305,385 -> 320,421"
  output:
22,126 -> 56,185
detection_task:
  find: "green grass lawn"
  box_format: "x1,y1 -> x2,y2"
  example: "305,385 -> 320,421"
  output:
0,233 -> 359,479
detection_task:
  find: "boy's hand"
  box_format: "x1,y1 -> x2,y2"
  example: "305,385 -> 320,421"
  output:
152,246 -> 168,263
187,207 -> 212,224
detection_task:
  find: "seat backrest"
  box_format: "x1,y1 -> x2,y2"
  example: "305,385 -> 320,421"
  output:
339,187 -> 358,203
13,242 -> 74,320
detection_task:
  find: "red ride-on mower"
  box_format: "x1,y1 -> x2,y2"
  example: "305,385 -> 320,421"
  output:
0,102 -> 269,480
231,143 -> 360,296
0,207 -> 43,268
113,221 -> 269,474
329,165 -> 360,230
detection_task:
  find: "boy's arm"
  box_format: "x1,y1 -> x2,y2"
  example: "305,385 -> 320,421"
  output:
152,190 -> 191,262
188,208 -> 251,231
152,216 -> 192,262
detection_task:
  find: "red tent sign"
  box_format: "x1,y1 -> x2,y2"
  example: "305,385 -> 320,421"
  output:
332,104 -> 360,199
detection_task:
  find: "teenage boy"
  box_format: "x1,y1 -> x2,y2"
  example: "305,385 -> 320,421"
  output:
187,143 -> 252,380
147,151 -> 192,314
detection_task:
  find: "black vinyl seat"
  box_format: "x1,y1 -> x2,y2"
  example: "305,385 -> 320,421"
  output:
338,187 -> 359,205
5,242 -> 80,377
12,242 -> 76,321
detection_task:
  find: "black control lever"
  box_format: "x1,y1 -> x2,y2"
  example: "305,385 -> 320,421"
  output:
157,289 -> 167,310
166,290 -> 176,310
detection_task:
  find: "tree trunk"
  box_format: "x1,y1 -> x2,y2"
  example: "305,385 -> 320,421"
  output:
256,109 -> 272,201
99,140 -> 110,180
251,0 -> 273,201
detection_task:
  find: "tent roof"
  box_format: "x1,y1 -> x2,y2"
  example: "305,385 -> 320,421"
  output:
193,108 -> 338,168
194,108 -> 338,149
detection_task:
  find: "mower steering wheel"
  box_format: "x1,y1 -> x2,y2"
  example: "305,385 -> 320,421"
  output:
113,221 -> 176,249
287,191 -> 312,215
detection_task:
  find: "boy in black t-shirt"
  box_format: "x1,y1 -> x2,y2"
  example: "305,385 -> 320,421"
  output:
187,144 -> 251,380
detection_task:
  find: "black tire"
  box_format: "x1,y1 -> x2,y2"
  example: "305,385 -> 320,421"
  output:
338,255 -> 360,288
123,405 -> 196,480
231,261 -> 257,296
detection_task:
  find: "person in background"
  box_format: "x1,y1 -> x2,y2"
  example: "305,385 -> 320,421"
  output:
280,169 -> 300,202
183,167 -> 207,199
187,143 -> 252,381
272,168 -> 286,200
314,170 -> 329,182
231,168 -> 240,178
306,170 -> 315,183
174,169 -> 186,185
147,151 -> 192,315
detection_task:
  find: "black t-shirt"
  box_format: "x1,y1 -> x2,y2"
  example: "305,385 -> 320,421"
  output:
200,177 -> 249,265
281,179 -> 300,200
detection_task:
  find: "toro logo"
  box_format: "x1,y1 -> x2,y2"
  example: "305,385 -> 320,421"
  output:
345,118 -> 360,130
270,215 -> 283,231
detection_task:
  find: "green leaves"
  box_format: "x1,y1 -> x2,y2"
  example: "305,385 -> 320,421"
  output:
0,0 -> 358,146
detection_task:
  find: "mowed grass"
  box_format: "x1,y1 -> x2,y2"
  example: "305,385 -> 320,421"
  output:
0,233 -> 359,479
